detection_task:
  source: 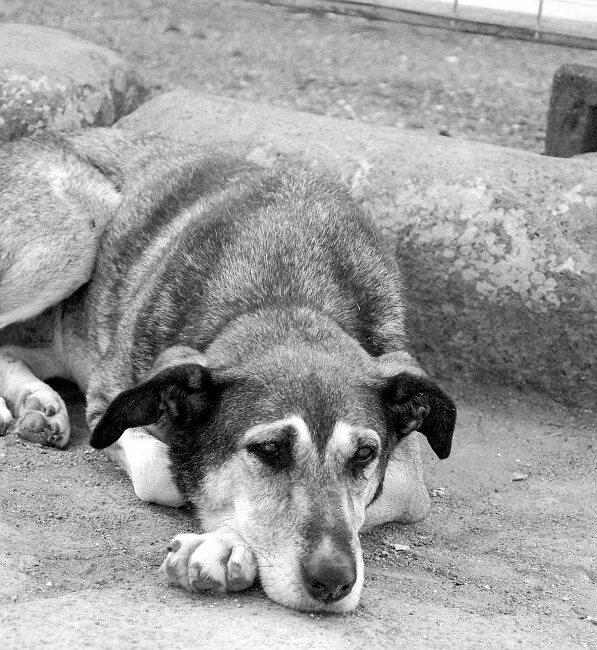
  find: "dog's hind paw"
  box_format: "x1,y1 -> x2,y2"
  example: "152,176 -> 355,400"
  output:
160,530 -> 258,594
9,388 -> 70,448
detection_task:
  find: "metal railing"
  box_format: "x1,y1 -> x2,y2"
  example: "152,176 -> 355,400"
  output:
446,0 -> 597,30
255,0 -> 597,49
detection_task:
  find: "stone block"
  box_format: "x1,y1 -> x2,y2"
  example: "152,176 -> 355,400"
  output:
545,63 -> 597,157
0,23 -> 149,142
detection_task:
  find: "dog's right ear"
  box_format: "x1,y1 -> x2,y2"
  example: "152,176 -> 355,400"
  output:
89,363 -> 214,449
376,352 -> 456,460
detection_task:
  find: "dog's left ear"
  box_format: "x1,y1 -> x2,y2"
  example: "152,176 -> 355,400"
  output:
89,363 -> 215,449
377,353 -> 457,460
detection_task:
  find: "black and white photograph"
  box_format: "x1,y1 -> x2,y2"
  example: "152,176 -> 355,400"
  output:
0,0 -> 595,647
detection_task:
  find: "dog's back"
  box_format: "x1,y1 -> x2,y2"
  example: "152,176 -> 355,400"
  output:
1,127 -> 404,363
184,168 -> 407,354
74,153 -> 407,380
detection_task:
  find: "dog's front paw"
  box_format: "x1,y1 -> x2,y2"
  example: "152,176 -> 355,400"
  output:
10,388 -> 70,448
161,530 -> 258,594
0,397 -> 13,437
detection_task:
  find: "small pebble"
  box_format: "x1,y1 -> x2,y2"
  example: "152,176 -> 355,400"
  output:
393,544 -> 411,552
512,473 -> 529,482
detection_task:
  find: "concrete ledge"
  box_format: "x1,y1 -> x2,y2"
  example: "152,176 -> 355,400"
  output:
118,90 -> 596,406
0,23 -> 148,141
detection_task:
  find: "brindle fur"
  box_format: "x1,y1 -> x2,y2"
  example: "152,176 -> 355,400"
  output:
0,129 -> 456,612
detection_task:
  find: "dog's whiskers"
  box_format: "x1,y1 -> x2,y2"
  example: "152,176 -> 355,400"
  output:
202,515 -> 236,530
249,546 -> 274,568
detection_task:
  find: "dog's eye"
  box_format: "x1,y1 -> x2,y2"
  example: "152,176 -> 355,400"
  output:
259,441 -> 279,457
245,436 -> 295,471
248,441 -> 280,459
353,445 -> 377,464
246,440 -> 292,471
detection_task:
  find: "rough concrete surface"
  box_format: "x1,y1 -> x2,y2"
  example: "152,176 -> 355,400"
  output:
4,0 -> 597,154
0,381 -> 595,648
117,90 -> 597,406
0,23 -> 149,141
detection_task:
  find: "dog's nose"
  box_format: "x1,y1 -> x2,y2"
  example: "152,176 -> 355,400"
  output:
301,546 -> 357,603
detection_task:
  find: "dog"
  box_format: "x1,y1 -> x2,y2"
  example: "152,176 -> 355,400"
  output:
0,128 -> 456,612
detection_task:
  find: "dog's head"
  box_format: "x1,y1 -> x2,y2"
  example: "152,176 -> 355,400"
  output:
90,338 -> 455,612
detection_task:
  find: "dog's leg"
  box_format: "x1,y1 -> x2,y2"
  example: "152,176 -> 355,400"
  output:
0,397 -> 13,436
0,346 -> 70,447
363,433 -> 431,530
85,364 -> 185,506
0,134 -> 121,331
99,426 -> 185,507
161,529 -> 258,594
91,423 -> 257,593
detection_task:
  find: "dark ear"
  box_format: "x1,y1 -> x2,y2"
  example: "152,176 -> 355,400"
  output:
89,363 -> 212,449
382,371 -> 457,460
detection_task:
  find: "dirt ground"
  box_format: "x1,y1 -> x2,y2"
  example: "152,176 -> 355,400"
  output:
2,0 -> 597,153
0,1 -> 596,647
1,380 -> 595,648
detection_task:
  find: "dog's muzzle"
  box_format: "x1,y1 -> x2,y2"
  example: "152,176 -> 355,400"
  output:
300,543 -> 357,604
